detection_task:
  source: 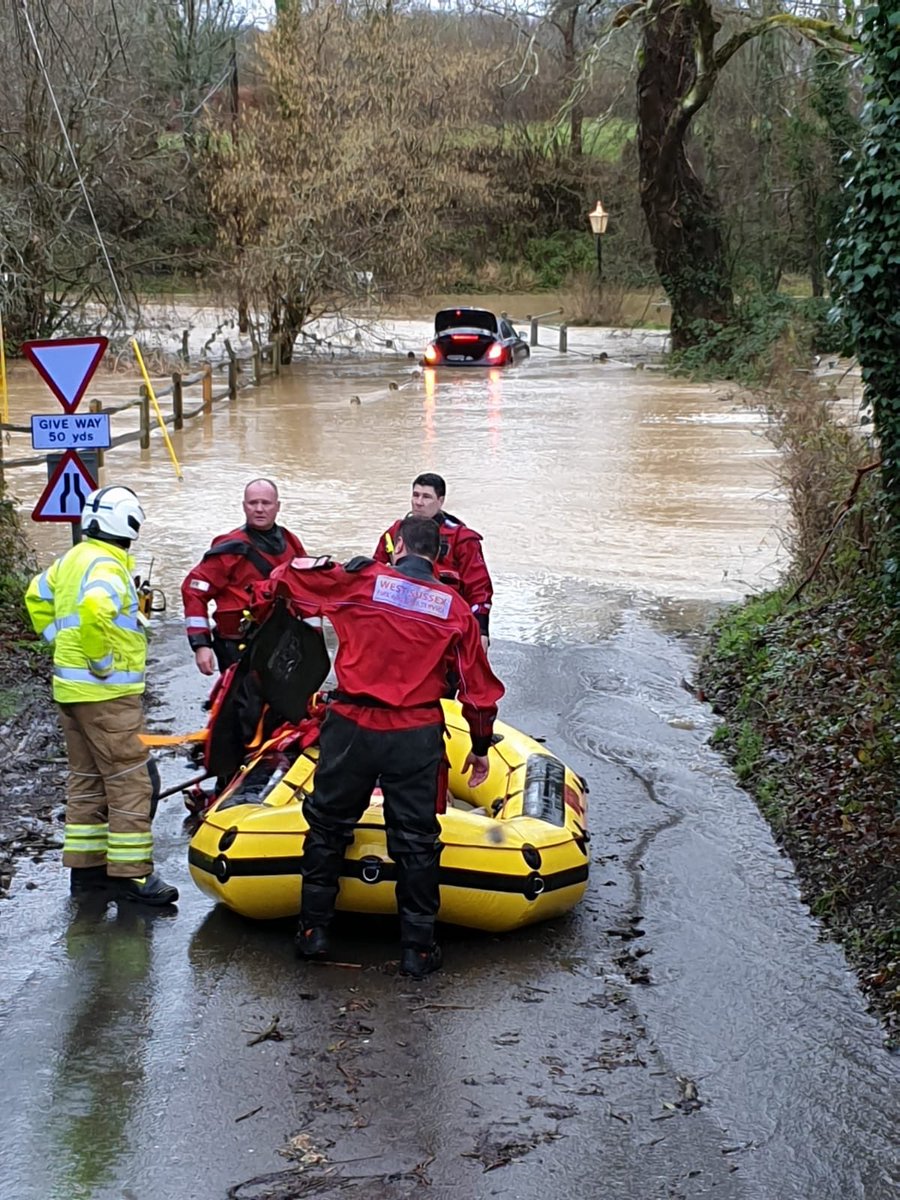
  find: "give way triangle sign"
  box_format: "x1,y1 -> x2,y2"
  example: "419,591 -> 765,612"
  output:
23,336 -> 109,413
32,450 -> 99,523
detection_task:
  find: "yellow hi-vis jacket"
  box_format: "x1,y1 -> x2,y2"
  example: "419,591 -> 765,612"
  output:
25,539 -> 147,705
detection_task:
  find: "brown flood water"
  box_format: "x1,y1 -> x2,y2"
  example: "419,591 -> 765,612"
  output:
5,330 -> 783,622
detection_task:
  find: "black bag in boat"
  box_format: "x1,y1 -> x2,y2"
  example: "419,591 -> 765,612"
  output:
205,600 -> 331,782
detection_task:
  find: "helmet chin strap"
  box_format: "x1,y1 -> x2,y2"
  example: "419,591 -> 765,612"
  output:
86,528 -> 132,549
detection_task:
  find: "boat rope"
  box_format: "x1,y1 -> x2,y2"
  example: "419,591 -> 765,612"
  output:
18,0 -> 130,326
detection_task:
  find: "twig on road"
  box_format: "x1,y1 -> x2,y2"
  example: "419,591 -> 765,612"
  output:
245,1015 -> 285,1046
235,1106 -> 263,1123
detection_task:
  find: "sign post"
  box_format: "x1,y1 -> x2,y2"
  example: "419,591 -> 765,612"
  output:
23,336 -> 109,544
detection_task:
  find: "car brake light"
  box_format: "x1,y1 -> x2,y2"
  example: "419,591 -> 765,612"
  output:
450,334 -> 480,342
486,342 -> 506,363
424,345 -> 439,363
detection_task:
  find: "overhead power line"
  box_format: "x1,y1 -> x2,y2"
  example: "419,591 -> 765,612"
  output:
18,0 -> 130,326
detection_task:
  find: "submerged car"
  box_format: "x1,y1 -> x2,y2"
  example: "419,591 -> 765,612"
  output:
423,307 -> 530,367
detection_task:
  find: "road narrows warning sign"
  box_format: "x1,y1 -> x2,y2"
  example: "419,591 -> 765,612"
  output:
32,450 -> 99,522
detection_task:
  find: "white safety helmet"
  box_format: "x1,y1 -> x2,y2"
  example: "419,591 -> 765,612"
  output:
81,485 -> 146,543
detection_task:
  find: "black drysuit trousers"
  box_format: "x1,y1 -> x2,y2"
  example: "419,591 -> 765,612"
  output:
300,710 -> 444,948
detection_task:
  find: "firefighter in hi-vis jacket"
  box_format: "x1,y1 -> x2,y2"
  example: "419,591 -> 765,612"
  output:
25,485 -> 177,905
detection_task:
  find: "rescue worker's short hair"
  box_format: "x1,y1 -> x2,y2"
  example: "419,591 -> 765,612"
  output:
244,478 -> 279,498
398,516 -> 440,560
413,472 -> 445,498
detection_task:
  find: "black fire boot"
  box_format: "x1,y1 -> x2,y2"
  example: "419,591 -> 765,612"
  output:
115,872 -> 179,906
399,944 -> 443,979
69,866 -> 110,894
295,924 -> 330,960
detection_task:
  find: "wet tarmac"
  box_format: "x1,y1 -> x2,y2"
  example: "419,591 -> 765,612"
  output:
2,333 -> 898,1198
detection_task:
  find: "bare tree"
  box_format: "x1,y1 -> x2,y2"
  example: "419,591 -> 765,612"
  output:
209,1 -> 508,359
0,0 -> 250,346
147,0 -> 249,138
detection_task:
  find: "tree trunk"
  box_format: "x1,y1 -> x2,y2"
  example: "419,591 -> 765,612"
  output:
637,1 -> 734,349
804,176 -> 825,298
562,6 -> 583,157
270,298 -> 307,365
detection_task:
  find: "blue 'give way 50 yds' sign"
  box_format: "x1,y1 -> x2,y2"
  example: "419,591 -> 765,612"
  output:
31,412 -> 111,450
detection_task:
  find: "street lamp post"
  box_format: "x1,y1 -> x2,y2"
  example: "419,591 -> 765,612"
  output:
587,201 -> 609,294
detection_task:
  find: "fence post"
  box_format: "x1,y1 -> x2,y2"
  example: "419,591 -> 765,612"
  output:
273,333 -> 282,376
172,371 -> 184,430
223,339 -> 238,399
88,398 -> 105,468
252,345 -> 262,386
558,324 -> 568,353
181,330 -> 190,363
202,363 -> 213,412
139,385 -> 150,450
529,316 -> 539,347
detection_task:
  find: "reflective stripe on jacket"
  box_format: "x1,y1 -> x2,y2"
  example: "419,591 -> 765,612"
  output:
25,539 -> 147,704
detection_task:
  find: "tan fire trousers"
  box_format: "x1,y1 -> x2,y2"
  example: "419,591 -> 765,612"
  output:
58,695 -> 154,879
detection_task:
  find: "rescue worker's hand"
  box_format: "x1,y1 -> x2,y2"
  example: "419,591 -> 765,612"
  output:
462,752 -> 489,788
481,635 -> 490,655
195,647 -> 217,676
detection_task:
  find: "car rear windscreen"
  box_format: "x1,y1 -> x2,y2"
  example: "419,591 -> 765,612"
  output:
435,309 -> 498,335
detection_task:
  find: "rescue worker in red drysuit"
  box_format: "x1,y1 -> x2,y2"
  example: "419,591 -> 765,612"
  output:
253,515 -> 504,978
182,478 -> 306,675
373,472 -> 493,653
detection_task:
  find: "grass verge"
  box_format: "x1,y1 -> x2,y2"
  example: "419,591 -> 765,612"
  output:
700,579 -> 899,1043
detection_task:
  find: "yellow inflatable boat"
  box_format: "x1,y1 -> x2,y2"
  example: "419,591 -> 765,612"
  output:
188,700 -> 589,933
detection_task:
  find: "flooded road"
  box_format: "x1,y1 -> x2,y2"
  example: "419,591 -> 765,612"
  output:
2,335 -> 897,1198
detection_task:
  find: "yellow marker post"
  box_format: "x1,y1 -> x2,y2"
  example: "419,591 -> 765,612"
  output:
0,311 -> 8,427
130,337 -> 183,480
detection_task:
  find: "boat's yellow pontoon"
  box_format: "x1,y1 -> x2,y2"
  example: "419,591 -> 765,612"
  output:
188,700 -> 589,933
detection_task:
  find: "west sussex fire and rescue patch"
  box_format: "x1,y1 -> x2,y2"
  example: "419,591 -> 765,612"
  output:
372,574 -> 452,619
189,579 -> 211,591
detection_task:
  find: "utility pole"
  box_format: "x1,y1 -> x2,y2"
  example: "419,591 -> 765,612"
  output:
231,38 -> 249,335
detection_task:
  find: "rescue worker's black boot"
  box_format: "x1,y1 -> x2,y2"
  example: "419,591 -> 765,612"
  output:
398,913 -> 441,978
115,872 -> 179,906
399,944 -> 443,979
69,865 -> 110,894
297,880 -> 337,960
295,924 -> 331,960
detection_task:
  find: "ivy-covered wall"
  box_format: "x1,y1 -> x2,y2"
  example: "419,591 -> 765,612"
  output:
832,5 -> 900,551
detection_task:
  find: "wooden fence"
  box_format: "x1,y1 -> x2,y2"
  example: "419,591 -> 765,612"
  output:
0,334 -> 284,475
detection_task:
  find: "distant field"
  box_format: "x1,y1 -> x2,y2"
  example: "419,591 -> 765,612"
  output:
450,117 -> 634,160
162,118 -> 634,160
